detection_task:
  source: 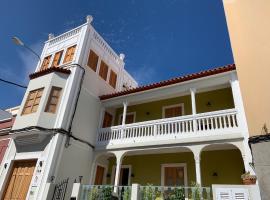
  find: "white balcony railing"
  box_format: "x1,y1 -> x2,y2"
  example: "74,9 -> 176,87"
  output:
97,109 -> 239,146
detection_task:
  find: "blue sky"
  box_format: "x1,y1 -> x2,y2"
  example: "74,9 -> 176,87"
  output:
0,0 -> 233,109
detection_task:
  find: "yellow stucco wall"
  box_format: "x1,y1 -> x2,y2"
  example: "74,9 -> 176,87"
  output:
114,88 -> 234,125
106,149 -> 243,186
201,149 -> 244,186
223,0 -> 270,136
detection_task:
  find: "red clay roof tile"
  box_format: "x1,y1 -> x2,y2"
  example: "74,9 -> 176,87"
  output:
100,64 -> 236,100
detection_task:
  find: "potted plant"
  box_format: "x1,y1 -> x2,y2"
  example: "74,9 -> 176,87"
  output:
241,172 -> 257,185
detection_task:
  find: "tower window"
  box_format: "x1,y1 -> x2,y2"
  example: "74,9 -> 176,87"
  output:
109,70 -> 117,88
99,61 -> 109,81
51,50 -> 64,67
87,50 -> 99,72
40,55 -> 52,70
45,87 -> 62,113
63,45 -> 77,63
22,88 -> 44,115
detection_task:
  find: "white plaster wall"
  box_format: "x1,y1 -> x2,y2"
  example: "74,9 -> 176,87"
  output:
12,72 -> 69,130
54,139 -> 94,200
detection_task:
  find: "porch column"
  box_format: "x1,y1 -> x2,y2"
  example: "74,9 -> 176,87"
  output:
121,101 -> 128,138
113,151 -> 125,193
230,74 -> 255,175
194,155 -> 202,185
122,101 -> 128,125
190,88 -> 197,131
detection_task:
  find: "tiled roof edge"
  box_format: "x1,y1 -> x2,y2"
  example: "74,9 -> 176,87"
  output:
100,64 -> 236,100
29,67 -> 71,80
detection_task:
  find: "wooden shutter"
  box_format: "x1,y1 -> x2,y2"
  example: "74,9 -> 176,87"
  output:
63,45 -> 76,63
164,166 -> 185,186
125,114 -> 134,124
119,113 -> 135,125
109,70 -> 117,88
40,55 -> 52,70
87,50 -> 99,71
45,87 -> 62,113
22,88 -> 44,115
94,165 -> 105,185
102,112 -> 113,128
164,106 -> 183,118
99,61 -> 109,81
51,50 -> 63,67
3,160 -> 36,200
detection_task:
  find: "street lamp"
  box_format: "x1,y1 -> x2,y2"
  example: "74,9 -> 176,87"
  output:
12,36 -> 41,61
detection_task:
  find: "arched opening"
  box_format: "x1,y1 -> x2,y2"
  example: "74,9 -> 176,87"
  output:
92,152 -> 115,185
200,143 -> 245,186
106,147 -> 196,186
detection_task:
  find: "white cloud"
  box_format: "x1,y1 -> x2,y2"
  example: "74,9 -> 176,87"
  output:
129,64 -> 157,86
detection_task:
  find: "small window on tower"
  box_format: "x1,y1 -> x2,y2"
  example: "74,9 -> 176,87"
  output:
63,45 -> 77,63
109,70 -> 117,88
22,88 -> 44,115
99,61 -> 109,81
40,55 -> 52,70
87,50 -> 99,72
51,50 -> 64,67
45,87 -> 62,113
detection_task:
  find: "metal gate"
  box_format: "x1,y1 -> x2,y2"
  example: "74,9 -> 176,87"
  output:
52,178 -> 69,200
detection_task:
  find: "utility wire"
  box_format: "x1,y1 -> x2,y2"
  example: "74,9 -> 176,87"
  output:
0,78 -> 27,89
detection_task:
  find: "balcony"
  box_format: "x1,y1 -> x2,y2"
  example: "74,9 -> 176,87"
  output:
96,108 -> 240,148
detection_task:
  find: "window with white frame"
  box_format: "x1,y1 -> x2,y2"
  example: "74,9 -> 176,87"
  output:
162,103 -> 184,118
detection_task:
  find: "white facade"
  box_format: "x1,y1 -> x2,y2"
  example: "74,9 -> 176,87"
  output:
0,16 -> 137,200
0,16 -> 257,200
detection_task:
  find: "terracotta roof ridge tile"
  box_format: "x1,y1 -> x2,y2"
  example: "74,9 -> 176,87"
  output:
99,64 -> 236,100
29,67 -> 71,80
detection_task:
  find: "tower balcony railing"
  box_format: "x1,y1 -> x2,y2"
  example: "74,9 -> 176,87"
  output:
96,109 -> 240,147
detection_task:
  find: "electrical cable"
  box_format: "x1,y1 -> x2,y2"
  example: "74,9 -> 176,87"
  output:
0,78 -> 27,88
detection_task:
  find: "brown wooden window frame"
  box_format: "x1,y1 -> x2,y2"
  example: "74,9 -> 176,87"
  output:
102,112 -> 113,128
109,70 -> 117,89
40,55 -> 52,70
45,87 -> 62,113
22,88 -> 44,115
87,50 -> 99,72
63,45 -> 77,64
162,103 -> 185,118
99,61 -> 109,81
51,50 -> 64,67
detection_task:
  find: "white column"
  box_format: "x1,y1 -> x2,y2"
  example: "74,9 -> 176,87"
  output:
194,155 -> 202,185
113,151 -> 125,194
230,74 -> 255,174
122,101 -> 128,125
190,88 -> 197,131
121,102 -> 128,139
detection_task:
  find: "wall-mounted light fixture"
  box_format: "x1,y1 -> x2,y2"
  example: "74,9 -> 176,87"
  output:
206,101 -> 212,107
